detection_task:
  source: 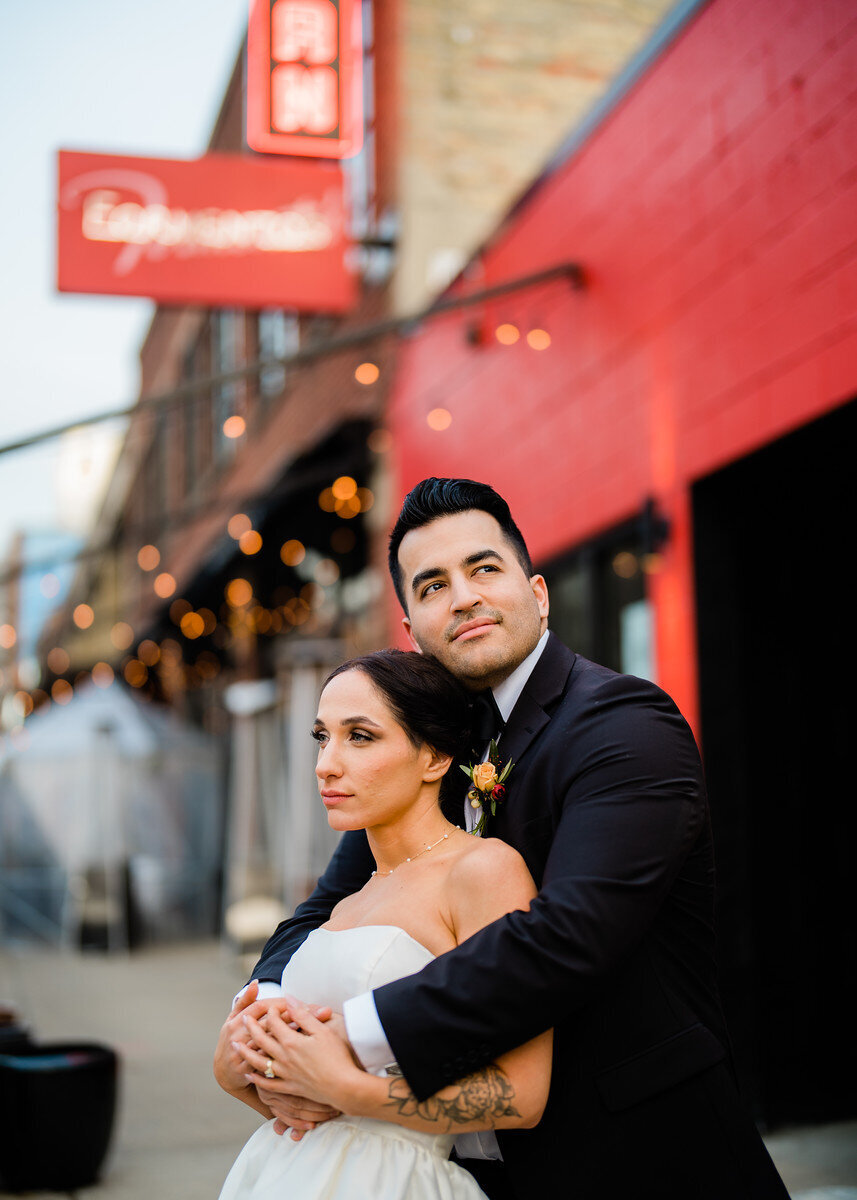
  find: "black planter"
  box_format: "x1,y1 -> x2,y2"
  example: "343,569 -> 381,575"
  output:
0,1042 -> 118,1191
0,1022 -> 34,1055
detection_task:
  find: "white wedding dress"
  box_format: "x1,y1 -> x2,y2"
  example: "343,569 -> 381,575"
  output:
219,925 -> 489,1200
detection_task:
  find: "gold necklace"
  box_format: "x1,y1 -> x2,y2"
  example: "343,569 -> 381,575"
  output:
370,827 -> 461,877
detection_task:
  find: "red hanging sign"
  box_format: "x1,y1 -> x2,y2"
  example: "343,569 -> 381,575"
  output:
56,149 -> 355,311
247,0 -> 363,159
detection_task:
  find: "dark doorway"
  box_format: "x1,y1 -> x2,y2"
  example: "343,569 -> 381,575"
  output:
693,399 -> 856,1129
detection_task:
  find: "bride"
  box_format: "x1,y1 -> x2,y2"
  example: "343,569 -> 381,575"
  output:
218,649 -> 552,1199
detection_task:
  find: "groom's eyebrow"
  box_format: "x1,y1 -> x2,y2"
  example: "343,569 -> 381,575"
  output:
410,549 -> 504,596
462,549 -> 504,568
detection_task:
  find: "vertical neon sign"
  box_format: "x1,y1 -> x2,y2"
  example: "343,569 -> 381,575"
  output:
247,0 -> 363,158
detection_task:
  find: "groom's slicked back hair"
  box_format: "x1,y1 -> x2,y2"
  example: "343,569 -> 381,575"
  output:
388,477 -> 534,611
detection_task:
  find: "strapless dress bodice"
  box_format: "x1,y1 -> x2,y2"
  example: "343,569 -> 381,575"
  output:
282,924 -> 436,1010
219,925 -> 490,1199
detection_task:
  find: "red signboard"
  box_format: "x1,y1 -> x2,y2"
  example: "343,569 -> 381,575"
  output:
56,150 -> 354,311
247,0 -> 363,158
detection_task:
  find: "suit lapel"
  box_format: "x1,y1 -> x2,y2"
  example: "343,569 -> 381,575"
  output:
498,632 -> 575,766
441,634 -> 577,832
485,633 -> 576,835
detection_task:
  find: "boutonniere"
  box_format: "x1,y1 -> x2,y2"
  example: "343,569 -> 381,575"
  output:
460,740 -> 515,836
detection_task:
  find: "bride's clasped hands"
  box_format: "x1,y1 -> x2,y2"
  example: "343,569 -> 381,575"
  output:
237,997 -> 367,1113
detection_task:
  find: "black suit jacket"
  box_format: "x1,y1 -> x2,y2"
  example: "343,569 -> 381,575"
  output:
251,635 -> 788,1199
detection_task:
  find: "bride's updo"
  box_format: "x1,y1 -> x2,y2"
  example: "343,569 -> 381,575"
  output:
322,649 -> 470,763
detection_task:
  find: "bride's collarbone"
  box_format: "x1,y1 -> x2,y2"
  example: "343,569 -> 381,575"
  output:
324,868 -> 457,955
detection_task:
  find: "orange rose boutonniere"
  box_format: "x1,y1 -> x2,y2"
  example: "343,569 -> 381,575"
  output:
461,740 -> 515,837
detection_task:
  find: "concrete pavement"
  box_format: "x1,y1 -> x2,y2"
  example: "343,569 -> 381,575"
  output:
0,942 -> 259,1199
1,941 -> 855,1198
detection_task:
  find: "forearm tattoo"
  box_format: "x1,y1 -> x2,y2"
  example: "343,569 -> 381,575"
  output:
383,1063 -> 521,1129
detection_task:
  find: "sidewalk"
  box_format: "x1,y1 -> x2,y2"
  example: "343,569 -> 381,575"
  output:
0,942 -> 259,1200
1,941 -> 855,1199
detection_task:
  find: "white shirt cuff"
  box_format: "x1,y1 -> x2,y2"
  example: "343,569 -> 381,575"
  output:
232,980 -> 285,1008
343,991 -> 397,1074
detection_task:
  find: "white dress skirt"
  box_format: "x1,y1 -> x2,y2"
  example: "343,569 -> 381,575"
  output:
218,926 -> 490,1200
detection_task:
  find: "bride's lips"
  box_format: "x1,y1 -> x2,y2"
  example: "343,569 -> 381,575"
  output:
321,791 -> 352,807
451,618 -> 497,642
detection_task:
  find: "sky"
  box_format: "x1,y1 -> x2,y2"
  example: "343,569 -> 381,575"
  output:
0,0 -> 249,561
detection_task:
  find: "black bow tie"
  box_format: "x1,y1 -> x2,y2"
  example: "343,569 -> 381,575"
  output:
469,690 -> 505,749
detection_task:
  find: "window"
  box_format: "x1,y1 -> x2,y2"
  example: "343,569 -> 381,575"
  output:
258,308 -> 300,400
542,522 -> 655,681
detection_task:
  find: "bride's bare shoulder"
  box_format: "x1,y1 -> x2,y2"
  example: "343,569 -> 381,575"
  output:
453,833 -> 527,869
448,835 -> 537,918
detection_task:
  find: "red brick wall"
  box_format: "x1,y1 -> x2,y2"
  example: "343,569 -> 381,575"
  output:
387,0 -> 857,729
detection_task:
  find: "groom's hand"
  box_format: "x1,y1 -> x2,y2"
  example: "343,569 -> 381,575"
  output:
214,982 -> 274,1098
257,1090 -> 341,1139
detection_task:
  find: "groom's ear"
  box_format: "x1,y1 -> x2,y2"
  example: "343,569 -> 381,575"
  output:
401,617 -> 423,654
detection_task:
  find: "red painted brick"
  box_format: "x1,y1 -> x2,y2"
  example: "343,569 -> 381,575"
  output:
389,0 -> 857,717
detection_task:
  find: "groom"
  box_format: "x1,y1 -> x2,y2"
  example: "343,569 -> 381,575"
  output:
216,478 -> 789,1199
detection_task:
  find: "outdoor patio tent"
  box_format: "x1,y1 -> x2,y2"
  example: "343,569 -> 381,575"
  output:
0,681 -> 224,949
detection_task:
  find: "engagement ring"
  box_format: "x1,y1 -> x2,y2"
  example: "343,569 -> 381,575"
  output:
264,1059 -> 275,1079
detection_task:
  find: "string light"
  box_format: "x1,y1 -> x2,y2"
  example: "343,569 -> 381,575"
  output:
40,574 -> 61,598
354,362 -> 380,385
495,324 -> 520,345
124,659 -> 148,688
198,608 -> 217,635
612,552 -> 638,579
137,544 -> 160,571
138,640 -> 161,666
526,328 -> 551,350
110,622 -> 134,650
226,578 -> 253,607
51,679 -> 73,705
154,572 -> 176,598
0,624 -> 16,649
47,646 -> 70,673
223,415 -> 246,439
427,408 -> 452,431
336,496 -> 360,519
227,513 -> 252,539
239,530 -> 263,555
180,612 -> 205,639
73,604 -> 94,629
319,479 -> 371,518
332,476 -> 357,500
281,539 -> 305,566
92,663 -> 114,688
170,599 -> 192,624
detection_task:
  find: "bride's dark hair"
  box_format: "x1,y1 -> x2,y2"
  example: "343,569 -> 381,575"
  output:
323,649 -> 470,762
